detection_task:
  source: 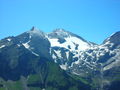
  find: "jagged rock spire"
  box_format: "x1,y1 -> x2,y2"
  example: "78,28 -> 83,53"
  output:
31,26 -> 36,31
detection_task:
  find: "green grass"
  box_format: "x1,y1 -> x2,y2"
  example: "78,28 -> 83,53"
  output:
68,73 -> 89,85
29,87 -> 42,90
0,88 -> 6,90
27,74 -> 41,84
0,78 -> 23,90
5,80 -> 23,90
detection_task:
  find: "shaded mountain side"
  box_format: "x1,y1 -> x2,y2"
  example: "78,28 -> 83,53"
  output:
0,42 -> 91,90
0,43 -> 39,80
0,57 -> 91,90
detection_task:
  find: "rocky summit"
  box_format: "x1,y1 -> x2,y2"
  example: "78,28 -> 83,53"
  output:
0,27 -> 120,90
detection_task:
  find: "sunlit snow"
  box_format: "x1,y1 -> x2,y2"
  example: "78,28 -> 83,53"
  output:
22,41 -> 30,49
48,36 -> 90,51
7,38 -> 11,41
0,45 -> 5,48
60,63 -> 67,70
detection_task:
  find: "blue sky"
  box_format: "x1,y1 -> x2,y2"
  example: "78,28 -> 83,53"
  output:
0,0 -> 120,44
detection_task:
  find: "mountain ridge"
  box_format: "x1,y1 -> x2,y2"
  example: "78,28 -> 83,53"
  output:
0,27 -> 120,90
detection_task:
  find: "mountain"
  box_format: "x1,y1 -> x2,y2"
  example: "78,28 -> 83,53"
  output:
48,29 -> 94,70
0,27 -> 120,90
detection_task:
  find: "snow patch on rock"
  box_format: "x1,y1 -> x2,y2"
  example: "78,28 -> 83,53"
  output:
0,45 -> 5,48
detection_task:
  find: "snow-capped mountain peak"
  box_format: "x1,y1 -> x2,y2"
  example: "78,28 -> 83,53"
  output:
48,29 -> 91,52
0,28 -> 120,90
0,27 -> 119,76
